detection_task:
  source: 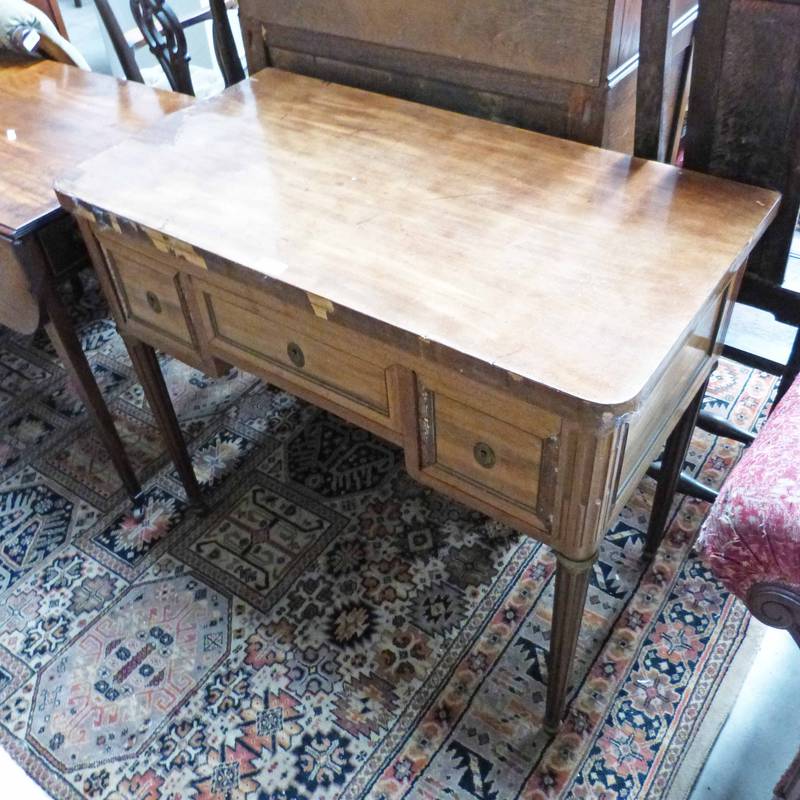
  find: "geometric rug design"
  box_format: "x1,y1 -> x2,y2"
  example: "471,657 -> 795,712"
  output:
0,274 -> 776,799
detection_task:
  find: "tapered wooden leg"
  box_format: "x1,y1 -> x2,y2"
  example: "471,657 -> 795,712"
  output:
42,286 -> 144,511
123,336 -> 204,506
544,551 -> 597,734
644,381 -> 708,559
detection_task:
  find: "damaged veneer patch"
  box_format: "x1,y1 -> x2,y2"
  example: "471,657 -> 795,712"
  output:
307,292 -> 334,319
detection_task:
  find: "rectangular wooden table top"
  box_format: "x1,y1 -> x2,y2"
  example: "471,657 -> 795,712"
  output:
55,68 -> 779,413
0,56 -> 190,239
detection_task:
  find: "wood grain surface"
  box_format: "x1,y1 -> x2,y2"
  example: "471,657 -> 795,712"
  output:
56,69 -> 779,410
0,56 -> 190,238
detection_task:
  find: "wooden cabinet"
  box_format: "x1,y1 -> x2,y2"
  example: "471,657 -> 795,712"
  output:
239,0 -> 696,152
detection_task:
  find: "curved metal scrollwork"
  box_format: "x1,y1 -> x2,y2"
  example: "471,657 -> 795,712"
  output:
130,0 -> 195,95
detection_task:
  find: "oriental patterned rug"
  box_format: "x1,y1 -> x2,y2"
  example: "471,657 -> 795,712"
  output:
0,275 -> 776,800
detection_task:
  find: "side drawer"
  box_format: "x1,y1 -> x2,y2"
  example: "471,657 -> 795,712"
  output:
412,376 -> 561,533
614,281 -> 730,507
193,277 -> 397,431
96,231 -> 200,358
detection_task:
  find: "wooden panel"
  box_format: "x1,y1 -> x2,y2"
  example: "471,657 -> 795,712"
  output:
243,0 -> 612,87
609,0 -> 696,74
0,57 -> 190,238
263,45 -> 577,140
616,282 -> 730,501
693,0 -> 800,285
196,277 -> 395,426
603,64 -> 638,152
396,372 -> 558,536
0,236 -> 40,334
634,0 -> 697,162
55,70 -> 780,417
98,233 -> 198,352
423,387 -> 544,513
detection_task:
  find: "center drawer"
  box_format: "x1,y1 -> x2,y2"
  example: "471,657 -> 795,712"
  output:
192,277 -> 396,431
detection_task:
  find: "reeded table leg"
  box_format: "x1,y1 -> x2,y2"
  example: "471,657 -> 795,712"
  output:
544,550 -> 597,734
123,336 -> 204,507
644,380 -> 708,560
42,285 -> 144,512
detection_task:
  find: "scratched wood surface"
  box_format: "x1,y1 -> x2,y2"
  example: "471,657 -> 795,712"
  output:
0,56 -> 190,238
56,69 -> 779,410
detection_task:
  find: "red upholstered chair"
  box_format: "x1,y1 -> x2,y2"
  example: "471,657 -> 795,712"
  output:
699,377 -> 800,800
698,376 -> 800,647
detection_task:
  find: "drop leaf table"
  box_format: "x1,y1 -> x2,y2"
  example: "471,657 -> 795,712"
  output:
0,55 -> 190,509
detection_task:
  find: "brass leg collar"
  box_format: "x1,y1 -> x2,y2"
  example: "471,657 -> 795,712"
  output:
554,551 -> 598,574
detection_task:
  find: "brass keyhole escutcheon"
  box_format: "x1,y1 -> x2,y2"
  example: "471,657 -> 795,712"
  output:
145,291 -> 162,314
287,341 -> 305,368
473,441 -> 496,469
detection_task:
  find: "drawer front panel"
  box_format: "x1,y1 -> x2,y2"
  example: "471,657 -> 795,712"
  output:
98,233 -> 196,349
196,279 -> 392,421
433,392 -> 542,508
413,379 -> 559,531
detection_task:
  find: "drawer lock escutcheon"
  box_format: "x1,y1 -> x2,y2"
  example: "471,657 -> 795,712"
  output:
145,291 -> 162,314
287,341 -> 305,368
473,441 -> 496,469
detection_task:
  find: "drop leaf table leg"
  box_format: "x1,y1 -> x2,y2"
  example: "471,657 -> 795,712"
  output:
42,283 -> 145,517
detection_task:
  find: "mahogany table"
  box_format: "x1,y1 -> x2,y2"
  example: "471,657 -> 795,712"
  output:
0,56 -> 190,507
55,69 -> 779,731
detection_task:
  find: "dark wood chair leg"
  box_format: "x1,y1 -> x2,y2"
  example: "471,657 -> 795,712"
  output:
644,381 -> 708,559
697,409 -> 756,446
544,551 -> 597,734
123,336 -> 204,506
41,285 -> 144,511
209,0 -> 245,87
647,460 -> 719,504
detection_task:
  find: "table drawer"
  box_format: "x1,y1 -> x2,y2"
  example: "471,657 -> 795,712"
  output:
413,380 -> 559,530
194,278 -> 394,427
97,232 -> 198,352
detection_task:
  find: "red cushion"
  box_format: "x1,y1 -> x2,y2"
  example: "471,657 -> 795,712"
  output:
699,375 -> 800,599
